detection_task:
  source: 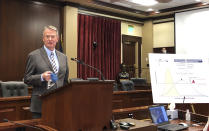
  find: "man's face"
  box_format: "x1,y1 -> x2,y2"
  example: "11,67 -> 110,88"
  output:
43,28 -> 58,51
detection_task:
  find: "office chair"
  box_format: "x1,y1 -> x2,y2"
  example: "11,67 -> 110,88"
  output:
87,77 -> 99,81
113,83 -> 119,91
0,81 -> 2,97
120,80 -> 135,91
70,78 -> 83,81
1,81 -> 29,97
130,78 -> 147,85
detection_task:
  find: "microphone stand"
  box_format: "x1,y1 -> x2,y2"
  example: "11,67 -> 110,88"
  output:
71,58 -> 105,81
183,96 -> 185,104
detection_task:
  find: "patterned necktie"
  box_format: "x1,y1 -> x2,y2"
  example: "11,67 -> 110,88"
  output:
50,52 -> 58,74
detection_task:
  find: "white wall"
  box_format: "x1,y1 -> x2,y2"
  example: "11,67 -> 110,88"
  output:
142,21 -> 153,82
64,6 -> 78,79
153,22 -> 174,48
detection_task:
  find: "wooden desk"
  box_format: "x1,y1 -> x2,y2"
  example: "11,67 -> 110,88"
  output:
170,119 -> 205,131
134,84 -> 151,90
0,119 -> 204,131
0,89 -> 153,121
176,104 -> 209,116
113,90 -> 153,109
178,110 -> 208,123
115,118 -> 157,131
113,90 -> 153,120
0,119 -> 40,131
0,86 -> 208,130
0,119 -> 57,131
116,119 -> 205,131
0,96 -> 32,121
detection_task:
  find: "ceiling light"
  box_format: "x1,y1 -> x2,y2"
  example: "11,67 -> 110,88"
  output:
155,11 -> 160,13
147,8 -> 154,11
129,0 -> 158,6
202,0 -> 209,2
156,0 -> 172,3
114,2 -> 132,8
195,0 -> 201,1
202,2 -> 209,5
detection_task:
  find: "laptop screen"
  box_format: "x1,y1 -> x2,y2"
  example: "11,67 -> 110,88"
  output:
149,106 -> 169,124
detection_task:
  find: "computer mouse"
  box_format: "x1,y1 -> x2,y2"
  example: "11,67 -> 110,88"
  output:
119,121 -> 129,126
179,123 -> 188,127
128,122 -> 135,126
120,125 -> 130,130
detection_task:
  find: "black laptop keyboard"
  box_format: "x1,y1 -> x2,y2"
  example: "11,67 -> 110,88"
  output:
159,124 -> 187,131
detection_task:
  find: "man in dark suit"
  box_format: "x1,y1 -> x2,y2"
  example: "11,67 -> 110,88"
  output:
24,25 -> 69,118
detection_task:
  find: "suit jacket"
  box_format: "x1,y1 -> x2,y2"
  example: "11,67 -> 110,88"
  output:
24,47 -> 69,113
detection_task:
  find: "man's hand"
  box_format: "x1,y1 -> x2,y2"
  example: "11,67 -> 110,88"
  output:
42,71 -> 52,81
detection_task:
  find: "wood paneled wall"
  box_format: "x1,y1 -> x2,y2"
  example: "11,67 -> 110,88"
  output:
0,0 -> 63,81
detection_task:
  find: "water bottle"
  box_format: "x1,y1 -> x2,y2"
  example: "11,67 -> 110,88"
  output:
185,109 -> 191,121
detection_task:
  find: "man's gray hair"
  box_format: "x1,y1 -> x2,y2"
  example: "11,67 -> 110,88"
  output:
43,25 -> 59,36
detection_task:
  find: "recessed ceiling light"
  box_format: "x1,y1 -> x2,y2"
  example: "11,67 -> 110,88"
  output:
129,0 -> 158,6
202,2 -> 209,5
156,0 -> 172,3
195,0 -> 201,2
202,0 -> 209,2
147,8 -> 154,11
114,2 -> 132,8
155,11 -> 160,13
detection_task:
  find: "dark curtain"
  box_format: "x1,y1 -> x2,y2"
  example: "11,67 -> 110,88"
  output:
78,14 -> 121,80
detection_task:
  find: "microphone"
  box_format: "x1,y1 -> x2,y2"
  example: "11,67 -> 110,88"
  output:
183,96 -> 186,103
71,58 -> 105,80
70,58 -> 83,64
2,119 -> 45,131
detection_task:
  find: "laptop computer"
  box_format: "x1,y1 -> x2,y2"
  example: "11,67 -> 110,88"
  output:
148,105 -> 188,131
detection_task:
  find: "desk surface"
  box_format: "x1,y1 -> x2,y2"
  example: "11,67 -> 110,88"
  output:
170,119 -> 205,131
115,118 -> 205,131
115,118 -> 157,131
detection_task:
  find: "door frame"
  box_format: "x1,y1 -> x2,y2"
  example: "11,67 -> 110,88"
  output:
122,34 -> 142,77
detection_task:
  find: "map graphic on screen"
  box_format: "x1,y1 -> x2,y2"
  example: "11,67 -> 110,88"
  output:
149,53 -> 209,103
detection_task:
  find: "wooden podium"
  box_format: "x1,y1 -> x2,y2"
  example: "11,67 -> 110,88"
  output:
40,80 -> 114,131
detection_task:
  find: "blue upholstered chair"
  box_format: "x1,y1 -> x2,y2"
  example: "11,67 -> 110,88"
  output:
0,81 -> 28,97
113,83 -> 119,91
120,80 -> 135,91
87,77 -> 99,81
130,78 -> 147,85
0,80 -> 2,97
70,78 -> 83,81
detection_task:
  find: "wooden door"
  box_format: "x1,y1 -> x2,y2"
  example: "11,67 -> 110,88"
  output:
122,35 -> 142,77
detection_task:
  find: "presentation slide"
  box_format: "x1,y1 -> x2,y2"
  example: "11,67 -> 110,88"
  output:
175,7 -> 209,55
149,53 -> 209,103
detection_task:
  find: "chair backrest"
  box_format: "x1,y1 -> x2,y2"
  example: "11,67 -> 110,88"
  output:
87,77 -> 99,81
113,83 -> 119,91
1,81 -> 28,97
120,80 -> 135,91
130,78 -> 147,85
0,81 -> 2,97
70,78 -> 83,81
